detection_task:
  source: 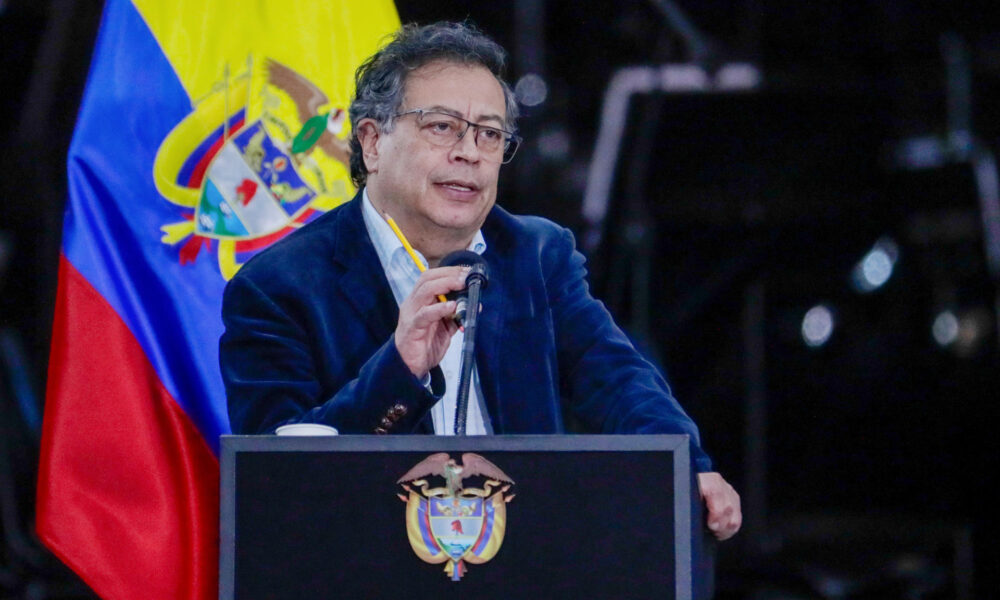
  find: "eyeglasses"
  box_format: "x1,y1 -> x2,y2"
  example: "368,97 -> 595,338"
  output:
393,108 -> 522,164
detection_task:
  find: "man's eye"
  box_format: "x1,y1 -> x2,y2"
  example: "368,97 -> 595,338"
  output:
479,128 -> 502,141
426,120 -> 458,134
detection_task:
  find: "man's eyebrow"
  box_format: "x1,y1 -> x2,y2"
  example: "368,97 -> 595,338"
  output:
426,105 -> 506,127
424,105 -> 462,117
474,113 -> 505,127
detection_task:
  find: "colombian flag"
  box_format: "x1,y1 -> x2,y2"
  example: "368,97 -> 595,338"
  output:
36,1 -> 398,598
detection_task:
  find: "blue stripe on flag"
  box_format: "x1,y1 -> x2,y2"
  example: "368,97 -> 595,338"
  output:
64,0 -> 231,452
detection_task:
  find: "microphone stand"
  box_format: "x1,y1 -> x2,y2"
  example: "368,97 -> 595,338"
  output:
453,267 -> 485,435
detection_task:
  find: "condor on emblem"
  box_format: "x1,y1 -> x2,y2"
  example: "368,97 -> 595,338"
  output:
397,453 -> 515,581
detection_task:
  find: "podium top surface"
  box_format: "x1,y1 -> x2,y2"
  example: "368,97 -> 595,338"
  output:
222,432 -> 692,453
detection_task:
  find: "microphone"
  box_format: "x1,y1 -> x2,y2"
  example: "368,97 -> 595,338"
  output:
439,250 -> 489,327
438,250 -> 489,435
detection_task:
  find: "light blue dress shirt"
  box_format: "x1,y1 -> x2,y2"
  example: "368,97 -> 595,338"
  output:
360,188 -> 491,435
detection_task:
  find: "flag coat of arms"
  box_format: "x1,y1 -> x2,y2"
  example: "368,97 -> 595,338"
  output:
36,1 -> 399,598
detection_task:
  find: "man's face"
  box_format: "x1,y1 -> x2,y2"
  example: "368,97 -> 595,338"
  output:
361,61 -> 507,249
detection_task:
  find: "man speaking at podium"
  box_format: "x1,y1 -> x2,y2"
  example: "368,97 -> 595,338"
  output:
220,21 -> 741,541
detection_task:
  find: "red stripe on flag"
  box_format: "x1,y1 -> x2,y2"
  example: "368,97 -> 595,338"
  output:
36,256 -> 219,600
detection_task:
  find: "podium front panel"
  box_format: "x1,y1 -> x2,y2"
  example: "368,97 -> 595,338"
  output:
220,434 -> 701,599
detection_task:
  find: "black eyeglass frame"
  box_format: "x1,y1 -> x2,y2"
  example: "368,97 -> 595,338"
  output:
393,108 -> 522,164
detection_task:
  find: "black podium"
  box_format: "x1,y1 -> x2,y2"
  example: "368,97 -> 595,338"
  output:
220,434 -> 710,599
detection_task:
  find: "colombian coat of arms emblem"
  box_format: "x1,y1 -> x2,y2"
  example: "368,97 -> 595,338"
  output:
397,453 -> 515,581
153,57 -> 354,280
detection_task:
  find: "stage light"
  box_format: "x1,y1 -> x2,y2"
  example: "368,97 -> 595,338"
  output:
932,307 -> 993,357
715,63 -> 762,90
851,237 -> 899,293
802,304 -> 835,348
537,128 -> 571,160
515,73 -> 548,107
932,311 -> 959,347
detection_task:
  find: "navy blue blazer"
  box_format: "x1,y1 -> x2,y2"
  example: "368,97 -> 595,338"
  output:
220,193 -> 712,471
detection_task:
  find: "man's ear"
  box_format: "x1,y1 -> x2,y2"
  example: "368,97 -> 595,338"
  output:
356,118 -> 380,175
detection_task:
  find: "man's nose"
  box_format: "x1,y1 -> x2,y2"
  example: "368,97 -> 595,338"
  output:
449,124 -> 481,162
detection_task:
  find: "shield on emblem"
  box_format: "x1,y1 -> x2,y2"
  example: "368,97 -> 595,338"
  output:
428,497 -> 485,559
195,121 -> 317,239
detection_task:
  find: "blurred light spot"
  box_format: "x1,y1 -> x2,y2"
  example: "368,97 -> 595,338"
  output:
660,65 -> 709,90
948,129 -> 974,155
861,249 -> 892,286
802,305 -> 835,347
515,73 -> 548,107
715,63 -> 762,90
932,311 -> 959,346
893,136 -> 947,169
955,308 -> 992,357
933,308 -> 993,357
851,236 -> 899,293
816,578 -> 850,598
537,128 -> 571,160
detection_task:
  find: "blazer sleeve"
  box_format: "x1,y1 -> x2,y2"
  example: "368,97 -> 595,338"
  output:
544,226 -> 714,472
220,273 -> 443,435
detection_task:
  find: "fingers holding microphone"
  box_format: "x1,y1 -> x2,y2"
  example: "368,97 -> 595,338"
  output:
394,266 -> 469,377
438,251 -> 489,327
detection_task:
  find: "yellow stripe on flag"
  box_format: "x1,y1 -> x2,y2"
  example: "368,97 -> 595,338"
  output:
132,0 -> 399,106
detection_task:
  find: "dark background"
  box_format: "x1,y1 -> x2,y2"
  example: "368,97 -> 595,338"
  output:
2,0 -> 999,598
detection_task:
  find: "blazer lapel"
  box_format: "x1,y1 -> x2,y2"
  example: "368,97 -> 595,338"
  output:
331,196 -> 399,345
331,195 -> 434,434
475,215 -> 512,431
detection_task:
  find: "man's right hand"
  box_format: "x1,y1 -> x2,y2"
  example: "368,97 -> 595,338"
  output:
394,266 -> 468,378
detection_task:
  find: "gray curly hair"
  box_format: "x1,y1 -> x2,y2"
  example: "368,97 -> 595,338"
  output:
348,21 -> 519,188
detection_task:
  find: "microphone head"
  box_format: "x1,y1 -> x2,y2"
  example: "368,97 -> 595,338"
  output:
439,250 -> 488,288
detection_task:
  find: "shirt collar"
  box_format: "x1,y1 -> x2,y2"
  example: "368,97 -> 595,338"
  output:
361,187 -> 487,274
361,187 -> 409,273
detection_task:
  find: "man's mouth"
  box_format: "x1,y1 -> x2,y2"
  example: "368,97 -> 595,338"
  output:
437,180 -> 479,193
